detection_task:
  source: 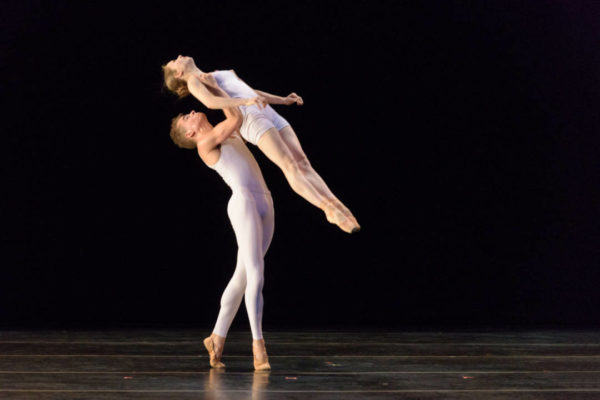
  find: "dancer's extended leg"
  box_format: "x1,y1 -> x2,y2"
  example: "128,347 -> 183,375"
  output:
278,125 -> 360,228
257,128 -> 356,233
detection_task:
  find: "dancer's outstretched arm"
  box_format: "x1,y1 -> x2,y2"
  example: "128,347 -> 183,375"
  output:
188,76 -> 266,110
254,90 -> 303,106
198,73 -> 302,106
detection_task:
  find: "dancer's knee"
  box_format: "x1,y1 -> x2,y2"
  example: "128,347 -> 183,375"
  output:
281,155 -> 301,177
245,269 -> 264,293
296,157 -> 312,172
281,158 -> 306,190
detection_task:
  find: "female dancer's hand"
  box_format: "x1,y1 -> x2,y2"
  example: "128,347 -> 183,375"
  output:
245,96 -> 268,109
199,73 -> 218,88
284,92 -> 303,106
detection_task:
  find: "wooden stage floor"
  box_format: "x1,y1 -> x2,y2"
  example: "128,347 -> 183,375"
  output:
0,330 -> 599,399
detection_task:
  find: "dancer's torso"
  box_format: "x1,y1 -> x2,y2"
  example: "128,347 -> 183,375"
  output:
206,135 -> 269,194
212,70 -> 266,115
212,70 -> 255,99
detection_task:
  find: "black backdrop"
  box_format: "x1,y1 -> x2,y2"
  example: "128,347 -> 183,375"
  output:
1,1 -> 599,330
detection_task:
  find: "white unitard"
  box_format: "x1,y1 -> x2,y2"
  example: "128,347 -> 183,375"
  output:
212,70 -> 290,145
208,134 -> 274,340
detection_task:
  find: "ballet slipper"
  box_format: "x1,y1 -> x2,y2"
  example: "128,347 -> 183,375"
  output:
203,335 -> 226,369
252,339 -> 271,371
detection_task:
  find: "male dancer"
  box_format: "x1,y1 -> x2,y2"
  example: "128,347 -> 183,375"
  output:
170,91 -> 273,370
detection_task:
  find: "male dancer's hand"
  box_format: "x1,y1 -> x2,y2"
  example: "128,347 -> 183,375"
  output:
198,73 -> 218,88
284,92 -> 304,106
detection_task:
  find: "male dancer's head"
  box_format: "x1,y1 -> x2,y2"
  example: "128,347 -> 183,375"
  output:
169,110 -> 212,149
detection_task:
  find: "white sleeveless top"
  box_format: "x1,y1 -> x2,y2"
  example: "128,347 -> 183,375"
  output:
212,70 -> 256,99
206,135 -> 269,194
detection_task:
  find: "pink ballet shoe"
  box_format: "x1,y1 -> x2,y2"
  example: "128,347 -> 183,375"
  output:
203,336 -> 225,369
253,339 -> 271,371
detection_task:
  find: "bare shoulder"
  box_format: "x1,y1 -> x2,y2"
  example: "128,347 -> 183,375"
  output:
198,145 -> 221,167
196,129 -> 216,153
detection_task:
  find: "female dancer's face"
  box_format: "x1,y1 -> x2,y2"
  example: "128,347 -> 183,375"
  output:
167,55 -> 195,78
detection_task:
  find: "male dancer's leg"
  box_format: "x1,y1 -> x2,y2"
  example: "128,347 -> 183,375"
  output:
278,125 -> 359,227
212,251 -> 247,338
261,194 -> 275,256
212,193 -> 274,338
226,191 -> 266,340
258,128 -> 356,233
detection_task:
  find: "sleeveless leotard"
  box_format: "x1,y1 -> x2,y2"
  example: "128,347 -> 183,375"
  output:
212,70 -> 290,145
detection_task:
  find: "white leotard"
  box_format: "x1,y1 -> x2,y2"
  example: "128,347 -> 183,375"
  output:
212,70 -> 290,145
212,70 -> 257,100
208,135 -> 274,340
207,135 -> 269,194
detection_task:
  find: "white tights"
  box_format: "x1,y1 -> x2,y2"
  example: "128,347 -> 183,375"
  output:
212,188 -> 274,340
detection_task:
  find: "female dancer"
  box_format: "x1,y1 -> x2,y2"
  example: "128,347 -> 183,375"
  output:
170,94 -> 273,370
163,55 -> 360,234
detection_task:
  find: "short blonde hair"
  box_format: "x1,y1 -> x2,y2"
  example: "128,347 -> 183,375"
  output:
169,114 -> 196,149
162,64 -> 190,98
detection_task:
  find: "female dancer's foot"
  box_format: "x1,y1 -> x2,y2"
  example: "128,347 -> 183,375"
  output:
253,339 -> 271,371
203,334 -> 226,369
325,205 -> 360,233
333,200 -> 360,232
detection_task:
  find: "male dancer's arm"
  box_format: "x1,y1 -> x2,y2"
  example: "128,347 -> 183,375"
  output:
188,75 -> 266,110
199,106 -> 243,151
203,80 -> 249,143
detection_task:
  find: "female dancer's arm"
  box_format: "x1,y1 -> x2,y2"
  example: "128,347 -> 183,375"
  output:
254,89 -> 304,106
188,76 -> 265,110
198,73 -> 301,106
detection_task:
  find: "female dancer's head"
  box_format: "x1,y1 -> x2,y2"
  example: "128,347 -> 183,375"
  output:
162,55 -> 197,97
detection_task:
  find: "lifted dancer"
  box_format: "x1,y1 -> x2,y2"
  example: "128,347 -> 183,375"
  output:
163,55 -> 360,233
170,97 -> 272,370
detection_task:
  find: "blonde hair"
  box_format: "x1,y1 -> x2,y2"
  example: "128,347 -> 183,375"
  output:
162,64 -> 190,98
169,114 -> 196,149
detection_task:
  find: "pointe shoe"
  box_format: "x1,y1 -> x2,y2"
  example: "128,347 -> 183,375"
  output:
343,208 -> 361,232
252,339 -> 271,371
326,208 -> 360,233
203,336 -> 225,369
334,202 -> 360,232
325,208 -> 357,233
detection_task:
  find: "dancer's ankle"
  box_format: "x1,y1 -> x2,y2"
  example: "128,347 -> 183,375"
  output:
211,333 -> 226,347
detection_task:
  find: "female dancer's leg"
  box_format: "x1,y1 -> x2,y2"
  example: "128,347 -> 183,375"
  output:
278,125 -> 359,227
257,128 -> 356,233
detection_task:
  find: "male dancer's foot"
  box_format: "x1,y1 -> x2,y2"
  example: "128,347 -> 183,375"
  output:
203,333 -> 226,368
253,339 -> 271,371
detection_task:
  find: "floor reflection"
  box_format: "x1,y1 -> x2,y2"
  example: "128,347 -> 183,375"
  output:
204,368 -> 271,400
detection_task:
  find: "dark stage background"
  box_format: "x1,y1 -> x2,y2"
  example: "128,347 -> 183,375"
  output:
1,1 -> 599,330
